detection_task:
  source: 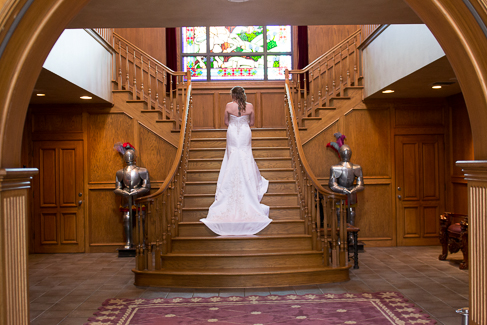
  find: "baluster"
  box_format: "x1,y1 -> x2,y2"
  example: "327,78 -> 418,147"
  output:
303,72 -> 308,117
354,39 -> 359,86
170,73 -> 175,126
332,56 -> 336,97
310,71 -> 315,116
307,180 -> 313,237
118,41 -> 122,90
166,183 -> 172,253
339,49 -> 344,97
340,198 -> 347,267
140,56 -> 144,102
318,66 -> 323,108
125,45 -> 130,91
325,62 -> 329,107
148,60 -> 152,110
331,197 -> 338,267
322,196 -> 329,266
133,50 -> 137,100
161,192 -> 168,256
311,187 -> 317,251
347,44 -> 351,87
154,200 -> 162,269
163,72 -> 167,118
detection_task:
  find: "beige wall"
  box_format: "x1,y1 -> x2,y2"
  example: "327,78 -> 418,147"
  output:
43,29 -> 113,102
363,25 -> 445,97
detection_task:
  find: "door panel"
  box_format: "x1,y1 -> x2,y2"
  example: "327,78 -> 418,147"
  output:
40,148 -> 57,207
395,135 -> 444,246
34,141 -> 84,253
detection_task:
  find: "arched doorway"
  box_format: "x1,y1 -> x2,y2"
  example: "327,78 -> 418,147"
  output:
1,1 -> 486,324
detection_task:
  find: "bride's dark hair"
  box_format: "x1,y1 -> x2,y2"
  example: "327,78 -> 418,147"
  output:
231,86 -> 247,116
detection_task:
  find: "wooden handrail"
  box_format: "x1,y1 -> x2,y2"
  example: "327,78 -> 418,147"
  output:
290,29 -> 362,74
113,32 -> 176,75
284,76 -> 345,199
136,80 -> 192,202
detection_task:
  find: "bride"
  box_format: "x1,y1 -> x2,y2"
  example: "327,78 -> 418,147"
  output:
200,86 -> 272,235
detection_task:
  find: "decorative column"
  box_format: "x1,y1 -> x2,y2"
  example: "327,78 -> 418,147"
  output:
457,161 -> 487,325
0,168 -> 38,325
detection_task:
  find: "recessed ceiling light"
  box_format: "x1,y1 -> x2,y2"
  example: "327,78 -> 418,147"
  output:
36,93 -> 45,97
382,90 -> 394,94
80,96 -> 92,100
432,85 -> 442,89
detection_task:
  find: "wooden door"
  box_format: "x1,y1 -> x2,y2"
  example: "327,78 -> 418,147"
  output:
395,135 -> 444,246
33,141 -> 84,253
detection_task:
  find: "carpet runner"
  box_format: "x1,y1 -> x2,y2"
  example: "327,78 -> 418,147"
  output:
86,292 -> 436,324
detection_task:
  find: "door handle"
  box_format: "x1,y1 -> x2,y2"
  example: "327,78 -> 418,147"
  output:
397,195 -> 402,200
78,200 -> 83,206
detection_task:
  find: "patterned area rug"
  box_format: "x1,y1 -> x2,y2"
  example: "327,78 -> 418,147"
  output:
86,292 -> 436,325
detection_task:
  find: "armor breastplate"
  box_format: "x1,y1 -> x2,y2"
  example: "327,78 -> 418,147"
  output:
122,166 -> 141,190
336,166 -> 356,190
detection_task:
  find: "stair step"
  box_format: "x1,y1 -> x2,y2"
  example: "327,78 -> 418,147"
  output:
171,235 -> 312,252
191,137 -> 289,148
182,205 -> 301,222
178,220 -> 305,237
192,128 -> 288,138
160,250 -> 323,269
133,265 -> 350,288
184,180 -> 296,195
186,168 -> 294,181
189,147 -> 291,159
188,157 -> 292,169
141,109 -> 161,119
183,193 -> 299,208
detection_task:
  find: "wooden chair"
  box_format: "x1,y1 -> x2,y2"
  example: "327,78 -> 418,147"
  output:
438,212 -> 468,270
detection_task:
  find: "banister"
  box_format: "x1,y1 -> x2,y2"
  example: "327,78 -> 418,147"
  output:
136,78 -> 192,203
292,29 -> 362,73
113,32 -> 177,75
284,76 -> 346,200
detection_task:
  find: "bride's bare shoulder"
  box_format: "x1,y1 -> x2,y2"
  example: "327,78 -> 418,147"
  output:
245,102 -> 254,111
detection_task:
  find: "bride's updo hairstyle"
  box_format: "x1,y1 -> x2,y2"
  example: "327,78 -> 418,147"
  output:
231,86 -> 247,116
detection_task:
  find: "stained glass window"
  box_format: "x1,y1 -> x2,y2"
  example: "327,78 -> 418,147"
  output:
182,26 -> 292,81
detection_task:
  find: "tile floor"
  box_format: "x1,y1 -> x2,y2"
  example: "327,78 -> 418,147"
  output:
29,246 -> 468,325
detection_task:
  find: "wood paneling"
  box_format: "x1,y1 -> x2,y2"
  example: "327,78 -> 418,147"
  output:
192,93 -> 215,129
192,83 -> 285,129
344,108 -> 391,177
355,184 -> 394,245
261,92 -> 285,128
307,25 -> 359,63
449,94 -> 474,176
303,121 -> 339,179
32,113 -> 83,133
138,124 -> 177,182
88,189 -> 124,246
88,113 -> 134,183
395,103 -> 445,127
114,28 -> 166,64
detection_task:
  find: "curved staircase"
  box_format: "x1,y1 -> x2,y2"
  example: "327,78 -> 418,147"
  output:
134,128 -> 350,288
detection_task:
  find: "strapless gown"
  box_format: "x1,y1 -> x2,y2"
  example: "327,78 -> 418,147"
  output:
200,114 -> 271,235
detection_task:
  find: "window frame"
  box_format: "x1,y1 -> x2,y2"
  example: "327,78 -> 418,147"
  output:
181,26 -> 293,82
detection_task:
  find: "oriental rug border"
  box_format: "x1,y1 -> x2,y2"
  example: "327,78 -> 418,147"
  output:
86,291 -> 436,324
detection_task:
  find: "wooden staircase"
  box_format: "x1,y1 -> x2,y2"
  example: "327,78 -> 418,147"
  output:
133,128 -> 350,288
111,87 -> 180,146
300,86 -> 364,145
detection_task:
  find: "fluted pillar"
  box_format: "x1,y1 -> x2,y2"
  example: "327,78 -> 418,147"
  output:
457,161 -> 487,325
0,168 -> 38,325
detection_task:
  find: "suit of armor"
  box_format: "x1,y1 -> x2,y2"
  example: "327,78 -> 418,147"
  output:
114,149 -> 150,249
329,145 -> 364,226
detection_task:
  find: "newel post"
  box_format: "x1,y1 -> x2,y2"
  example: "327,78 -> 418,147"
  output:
457,160 -> 487,325
0,168 -> 38,325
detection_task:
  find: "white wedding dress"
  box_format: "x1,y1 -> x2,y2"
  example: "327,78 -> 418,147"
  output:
200,114 -> 271,235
